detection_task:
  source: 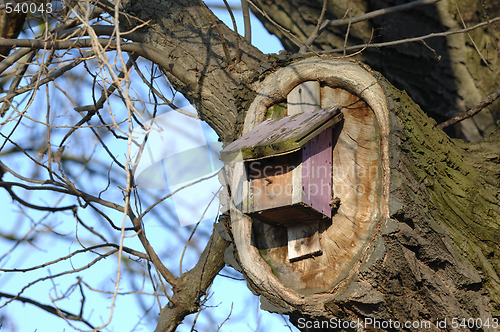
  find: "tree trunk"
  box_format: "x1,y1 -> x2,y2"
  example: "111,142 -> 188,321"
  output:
118,1 -> 499,330
222,57 -> 500,331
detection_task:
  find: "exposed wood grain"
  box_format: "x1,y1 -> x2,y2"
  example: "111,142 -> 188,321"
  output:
287,81 -> 321,114
287,223 -> 322,261
229,58 -> 391,314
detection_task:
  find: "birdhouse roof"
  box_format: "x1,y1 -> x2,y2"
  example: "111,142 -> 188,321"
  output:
220,106 -> 343,162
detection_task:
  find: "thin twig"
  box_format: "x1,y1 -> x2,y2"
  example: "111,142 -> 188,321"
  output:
300,0 -> 328,53
223,0 -> 240,62
438,87 -> 500,129
0,292 -> 97,330
241,0 -> 251,42
246,0 -> 306,50
454,0 -> 493,71
0,250 -> 117,309
59,54 -> 138,147
216,303 -> 233,331
319,0 -> 440,32
0,50 -> 36,116
0,243 -> 149,273
0,182 -> 76,212
321,16 -> 500,54
198,0 -> 233,65
343,6 -> 353,56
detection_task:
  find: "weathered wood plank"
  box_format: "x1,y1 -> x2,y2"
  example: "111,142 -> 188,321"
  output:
287,81 -> 321,114
302,129 -> 332,218
287,81 -> 323,262
287,222 -> 322,261
220,106 -> 341,162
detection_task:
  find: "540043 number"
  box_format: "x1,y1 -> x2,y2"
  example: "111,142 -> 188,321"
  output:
5,1 -> 53,14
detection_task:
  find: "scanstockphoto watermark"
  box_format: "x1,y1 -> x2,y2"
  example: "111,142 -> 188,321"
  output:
297,317 -> 433,330
247,161 -> 379,180
297,317 -> 500,330
131,107 -> 225,227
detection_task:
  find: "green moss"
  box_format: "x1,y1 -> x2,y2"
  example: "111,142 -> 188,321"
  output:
384,81 -> 500,314
265,102 -> 287,120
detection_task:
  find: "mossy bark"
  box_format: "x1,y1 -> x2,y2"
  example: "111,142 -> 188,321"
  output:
383,79 -> 500,319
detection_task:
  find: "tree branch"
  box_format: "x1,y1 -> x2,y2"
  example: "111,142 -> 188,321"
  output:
438,87 -> 500,129
241,0 -> 252,42
319,0 -> 441,32
0,291 -> 96,330
321,16 -> 500,54
154,226 -> 229,332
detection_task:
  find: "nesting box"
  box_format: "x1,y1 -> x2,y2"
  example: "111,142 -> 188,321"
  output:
221,107 -> 343,227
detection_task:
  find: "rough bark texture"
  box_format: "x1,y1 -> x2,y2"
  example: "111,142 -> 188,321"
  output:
223,58 -> 499,331
357,79 -> 500,328
250,0 -> 500,141
115,1 -> 500,330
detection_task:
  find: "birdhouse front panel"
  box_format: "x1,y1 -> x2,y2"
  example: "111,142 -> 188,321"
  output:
246,141 -> 332,227
247,153 -> 298,213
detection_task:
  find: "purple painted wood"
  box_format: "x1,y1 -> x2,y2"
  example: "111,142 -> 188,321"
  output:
302,129 -> 332,217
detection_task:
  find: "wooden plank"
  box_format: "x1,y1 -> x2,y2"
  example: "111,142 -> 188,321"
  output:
302,129 -> 332,218
288,81 -> 321,114
286,81 -> 323,262
220,107 -> 341,162
287,222 -> 322,261
247,154 -> 296,212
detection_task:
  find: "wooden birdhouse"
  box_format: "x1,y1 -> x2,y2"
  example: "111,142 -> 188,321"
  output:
221,106 -> 342,222
221,97 -> 343,261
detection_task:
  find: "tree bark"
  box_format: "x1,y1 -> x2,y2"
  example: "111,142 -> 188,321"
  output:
118,1 -> 499,330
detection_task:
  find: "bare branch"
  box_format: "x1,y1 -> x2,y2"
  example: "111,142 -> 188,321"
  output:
321,16 -> 500,54
0,291 -> 96,330
320,0 -> 441,31
438,87 -> 500,129
0,243 -> 149,273
300,0 -> 329,53
241,0 -> 252,42
155,227 -> 229,332
246,0 -> 306,50
198,0 -> 233,65
223,0 -> 241,62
